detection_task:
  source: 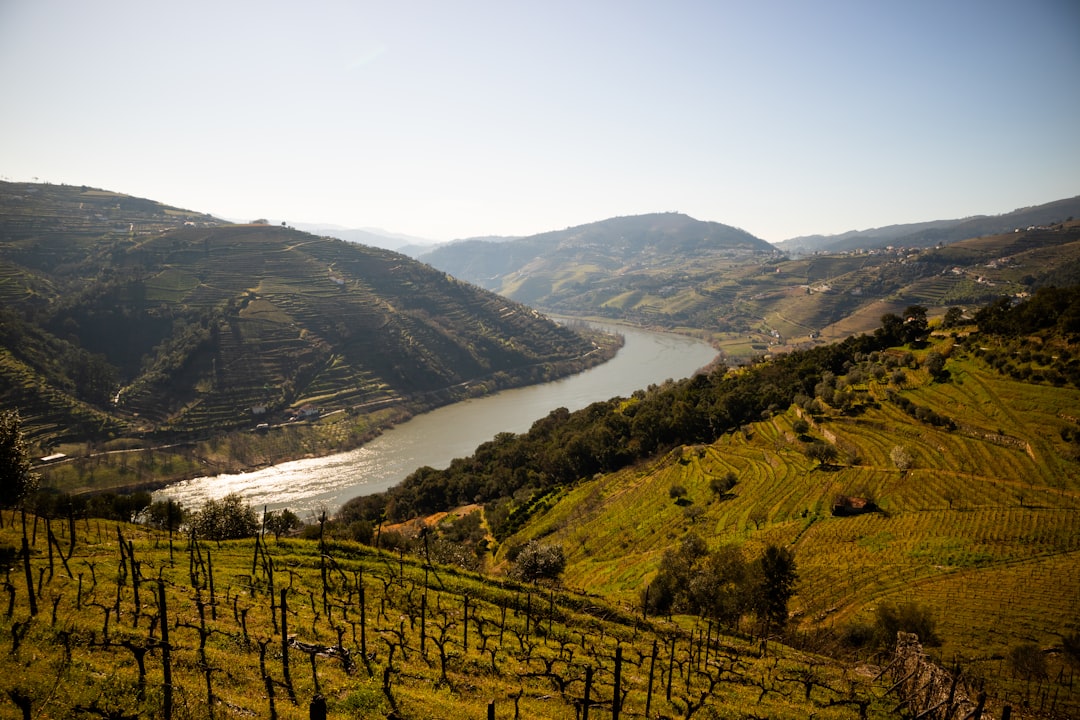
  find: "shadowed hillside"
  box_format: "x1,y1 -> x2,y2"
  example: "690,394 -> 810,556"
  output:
0,182 -> 610,456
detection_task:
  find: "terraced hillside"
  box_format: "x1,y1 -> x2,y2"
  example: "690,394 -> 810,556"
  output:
0,183 -> 607,450
501,333 -> 1080,714
421,204 -> 1080,361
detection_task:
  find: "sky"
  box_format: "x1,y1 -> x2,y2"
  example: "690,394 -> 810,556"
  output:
2,1 -> 1078,243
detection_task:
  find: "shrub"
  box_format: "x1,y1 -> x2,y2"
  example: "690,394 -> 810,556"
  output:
1008,642 -> 1047,680
874,602 -> 940,648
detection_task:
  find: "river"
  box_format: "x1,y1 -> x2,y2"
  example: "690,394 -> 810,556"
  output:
154,322 -> 717,518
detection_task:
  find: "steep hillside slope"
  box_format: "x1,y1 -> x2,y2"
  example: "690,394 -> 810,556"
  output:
500,330 -> 1080,714
335,291 -> 1080,715
0,183 -> 605,448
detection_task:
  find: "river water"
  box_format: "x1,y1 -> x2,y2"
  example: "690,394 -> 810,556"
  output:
154,322 -> 717,518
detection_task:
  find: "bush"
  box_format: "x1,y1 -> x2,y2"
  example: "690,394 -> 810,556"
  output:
874,602 -> 940,648
1008,642 -> 1047,680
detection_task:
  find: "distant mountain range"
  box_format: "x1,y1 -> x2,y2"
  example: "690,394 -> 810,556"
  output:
775,195 -> 1080,254
410,202 -> 1080,360
287,222 -> 439,255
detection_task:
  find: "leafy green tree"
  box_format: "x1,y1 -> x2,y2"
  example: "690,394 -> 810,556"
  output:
191,493 -> 258,540
264,508 -> 301,540
0,411 -> 39,508
941,306 -> 964,328
147,500 -> 187,532
688,543 -> 750,625
643,533 -> 709,615
709,471 -> 738,496
902,305 -> 930,344
512,540 -> 566,582
804,441 -> 838,467
754,544 -> 797,631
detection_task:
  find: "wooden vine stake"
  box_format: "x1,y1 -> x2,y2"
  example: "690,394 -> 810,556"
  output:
158,582 -> 173,720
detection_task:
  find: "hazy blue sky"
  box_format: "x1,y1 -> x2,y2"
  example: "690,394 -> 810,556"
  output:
2,1 -> 1078,242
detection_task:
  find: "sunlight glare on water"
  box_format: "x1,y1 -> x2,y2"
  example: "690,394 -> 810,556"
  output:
154,323 -> 717,518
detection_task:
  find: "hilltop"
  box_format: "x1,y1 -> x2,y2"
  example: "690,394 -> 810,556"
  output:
0,182 -> 612,478
419,200 -> 1080,363
420,212 -> 773,306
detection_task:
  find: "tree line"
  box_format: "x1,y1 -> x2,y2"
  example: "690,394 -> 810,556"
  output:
336,305 -> 936,534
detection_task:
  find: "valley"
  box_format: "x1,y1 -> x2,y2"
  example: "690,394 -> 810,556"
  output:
2,182 -> 1080,718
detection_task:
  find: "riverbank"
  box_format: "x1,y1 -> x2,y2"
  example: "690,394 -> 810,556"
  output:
38,326 -> 624,499
152,322 -> 719,517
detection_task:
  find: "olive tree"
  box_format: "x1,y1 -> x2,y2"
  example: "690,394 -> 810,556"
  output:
0,411 -> 39,508
191,493 -> 258,540
512,540 -> 566,582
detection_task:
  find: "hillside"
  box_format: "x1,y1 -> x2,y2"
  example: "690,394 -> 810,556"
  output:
776,194 -> 1080,254
0,182 -> 608,456
420,212 -> 774,306
335,291 -> 1080,717
419,202 -> 1080,363
0,512 -> 977,720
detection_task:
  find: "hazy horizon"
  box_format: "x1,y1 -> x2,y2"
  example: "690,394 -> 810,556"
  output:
2,1 -> 1078,243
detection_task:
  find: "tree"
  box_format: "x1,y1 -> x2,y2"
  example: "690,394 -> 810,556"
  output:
264,508 -> 301,540
512,540 -> 566,582
689,543 -> 750,625
191,493 -> 259,540
0,411 -> 39,508
890,445 -> 914,471
709,471 -> 738,496
804,441 -> 838,467
924,350 -> 947,379
147,500 -> 187,532
876,313 -> 905,346
642,533 -> 709,615
902,305 -> 930,345
754,544 -> 797,631
941,306 -> 964,328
